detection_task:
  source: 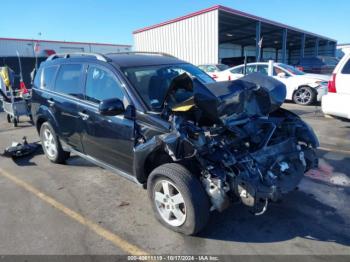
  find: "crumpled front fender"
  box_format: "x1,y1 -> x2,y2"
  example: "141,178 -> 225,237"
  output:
133,131 -> 196,183
274,108 -> 319,148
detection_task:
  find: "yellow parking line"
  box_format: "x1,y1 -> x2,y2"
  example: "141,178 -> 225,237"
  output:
318,146 -> 350,155
0,168 -> 149,256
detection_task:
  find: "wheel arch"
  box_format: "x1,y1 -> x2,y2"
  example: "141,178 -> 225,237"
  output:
292,85 -> 317,104
293,84 -> 316,95
135,147 -> 173,186
35,106 -> 60,134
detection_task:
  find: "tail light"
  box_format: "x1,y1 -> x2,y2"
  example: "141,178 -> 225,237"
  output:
296,66 -> 304,71
212,74 -> 218,80
228,75 -> 231,81
328,73 -> 337,93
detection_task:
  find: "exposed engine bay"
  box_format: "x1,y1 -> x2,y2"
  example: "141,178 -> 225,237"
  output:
135,73 -> 319,215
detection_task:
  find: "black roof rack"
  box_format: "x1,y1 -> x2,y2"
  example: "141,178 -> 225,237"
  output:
47,52 -> 110,62
106,51 -> 175,58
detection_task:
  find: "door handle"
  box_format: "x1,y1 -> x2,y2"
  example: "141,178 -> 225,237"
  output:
78,111 -> 90,121
47,99 -> 55,107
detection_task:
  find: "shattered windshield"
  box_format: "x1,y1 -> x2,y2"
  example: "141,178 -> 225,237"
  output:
122,63 -> 215,110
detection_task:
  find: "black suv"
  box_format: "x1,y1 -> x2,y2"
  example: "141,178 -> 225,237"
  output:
32,52 -> 318,235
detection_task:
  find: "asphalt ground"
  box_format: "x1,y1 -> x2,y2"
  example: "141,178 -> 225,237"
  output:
0,103 -> 349,259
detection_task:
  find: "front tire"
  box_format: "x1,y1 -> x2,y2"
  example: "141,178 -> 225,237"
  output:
147,163 -> 210,235
40,122 -> 70,164
293,86 -> 316,105
13,117 -> 18,127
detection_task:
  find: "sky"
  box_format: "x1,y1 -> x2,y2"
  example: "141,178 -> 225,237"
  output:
0,0 -> 349,45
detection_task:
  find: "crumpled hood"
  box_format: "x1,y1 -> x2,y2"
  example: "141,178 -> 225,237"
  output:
195,73 -> 287,123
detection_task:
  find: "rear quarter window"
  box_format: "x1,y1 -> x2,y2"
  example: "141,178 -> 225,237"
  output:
42,66 -> 58,90
341,59 -> 350,74
54,64 -> 84,99
33,68 -> 42,88
230,67 -> 243,74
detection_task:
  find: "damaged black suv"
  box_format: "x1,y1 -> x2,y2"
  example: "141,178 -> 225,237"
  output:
31,52 -> 319,235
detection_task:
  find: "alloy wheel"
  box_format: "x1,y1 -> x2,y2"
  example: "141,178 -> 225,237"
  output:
43,128 -> 57,158
153,180 -> 187,227
294,87 -> 312,105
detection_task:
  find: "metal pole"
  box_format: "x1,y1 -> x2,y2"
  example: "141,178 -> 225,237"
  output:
326,40 -> 330,56
268,60 -> 274,76
256,21 -> 261,62
300,34 -> 306,60
282,28 -> 288,64
315,38 -> 319,56
244,51 -> 247,75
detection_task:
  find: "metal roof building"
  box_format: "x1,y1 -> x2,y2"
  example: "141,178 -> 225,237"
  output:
0,37 -> 131,57
133,5 -> 337,65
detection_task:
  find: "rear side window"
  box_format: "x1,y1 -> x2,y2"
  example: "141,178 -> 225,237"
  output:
246,65 -> 258,74
55,64 -> 83,99
230,66 -> 243,74
257,65 -> 268,75
341,59 -> 350,74
85,66 -> 124,104
42,66 -> 58,90
33,68 -> 42,88
206,65 -> 217,73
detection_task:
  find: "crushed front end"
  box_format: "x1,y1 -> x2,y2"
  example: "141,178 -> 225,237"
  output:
172,108 -> 318,214
141,73 -> 319,215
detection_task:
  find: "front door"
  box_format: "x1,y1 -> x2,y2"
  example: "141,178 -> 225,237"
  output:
80,64 -> 134,174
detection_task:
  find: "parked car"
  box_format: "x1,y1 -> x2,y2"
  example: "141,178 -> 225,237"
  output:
198,64 -> 229,80
31,52 -> 318,235
322,52 -> 350,119
221,56 -> 256,67
215,62 -> 329,105
295,56 -> 339,75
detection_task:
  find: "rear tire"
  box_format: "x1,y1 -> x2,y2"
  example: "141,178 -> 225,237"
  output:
293,86 -> 316,105
147,163 -> 210,235
40,122 -> 70,164
6,114 -> 11,123
29,114 -> 34,125
13,117 -> 18,127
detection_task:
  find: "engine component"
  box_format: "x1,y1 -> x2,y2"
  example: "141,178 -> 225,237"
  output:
201,174 -> 230,212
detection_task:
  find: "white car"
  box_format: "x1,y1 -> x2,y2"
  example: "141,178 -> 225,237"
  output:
215,62 -> 329,105
322,52 -> 350,119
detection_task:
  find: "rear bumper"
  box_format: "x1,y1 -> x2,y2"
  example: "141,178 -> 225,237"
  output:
316,85 -> 328,101
322,93 -> 350,119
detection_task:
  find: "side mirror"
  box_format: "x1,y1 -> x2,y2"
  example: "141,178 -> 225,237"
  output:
99,98 -> 125,116
277,72 -> 287,78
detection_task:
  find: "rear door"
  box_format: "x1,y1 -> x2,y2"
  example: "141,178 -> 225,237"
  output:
79,63 -> 134,174
52,63 -> 85,152
337,58 -> 350,94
